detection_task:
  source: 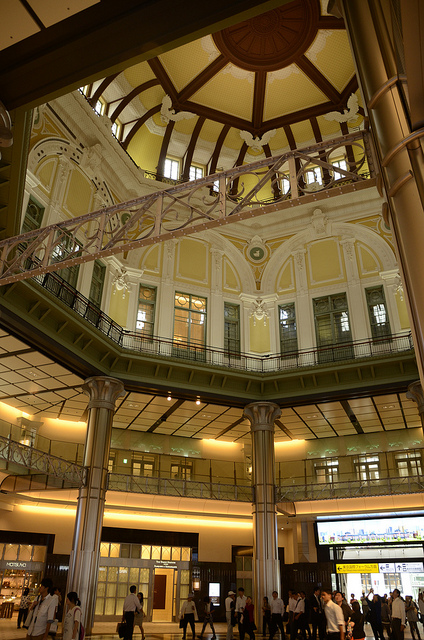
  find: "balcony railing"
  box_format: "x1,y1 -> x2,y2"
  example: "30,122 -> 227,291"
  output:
108,473 -> 254,502
0,435 -> 86,486
276,474 -> 424,503
32,270 -> 414,374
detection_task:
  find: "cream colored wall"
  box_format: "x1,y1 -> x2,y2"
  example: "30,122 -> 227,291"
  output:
0,504 -> 252,561
274,426 -> 424,462
0,506 -> 75,554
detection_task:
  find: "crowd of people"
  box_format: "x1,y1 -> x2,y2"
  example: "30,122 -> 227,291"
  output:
15,579 -> 424,640
19,577 -> 83,640
217,587 -> 424,640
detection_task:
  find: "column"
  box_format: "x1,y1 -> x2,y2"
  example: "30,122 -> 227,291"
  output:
67,376 -> 125,635
340,237 -> 370,355
209,247 -> 224,353
334,0 -> 424,385
406,381 -> 424,431
243,401 -> 281,619
156,240 -> 177,339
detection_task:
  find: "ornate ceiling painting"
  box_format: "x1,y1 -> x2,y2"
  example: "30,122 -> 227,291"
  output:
94,0 -> 363,174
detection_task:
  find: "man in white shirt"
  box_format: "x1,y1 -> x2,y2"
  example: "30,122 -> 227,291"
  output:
225,591 -> 236,640
180,593 -> 198,640
26,577 -> 56,640
391,589 -> 406,640
321,589 -> 345,640
122,585 -> 141,640
269,591 -> 285,640
236,587 -> 247,640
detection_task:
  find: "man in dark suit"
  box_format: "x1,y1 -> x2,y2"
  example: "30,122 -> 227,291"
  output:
309,587 -> 325,640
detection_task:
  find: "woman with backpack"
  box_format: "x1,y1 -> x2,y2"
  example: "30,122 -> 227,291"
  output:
63,592 -> 82,640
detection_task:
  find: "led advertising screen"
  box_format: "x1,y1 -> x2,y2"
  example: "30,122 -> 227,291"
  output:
317,516 -> 424,545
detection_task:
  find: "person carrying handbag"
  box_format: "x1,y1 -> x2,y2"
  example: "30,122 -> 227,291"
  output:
26,577 -> 56,640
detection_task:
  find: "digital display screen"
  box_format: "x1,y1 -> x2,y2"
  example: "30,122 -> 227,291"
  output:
317,516 -> 424,545
209,582 -> 220,604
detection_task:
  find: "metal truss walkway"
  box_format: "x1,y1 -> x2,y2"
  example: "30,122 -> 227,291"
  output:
0,130 -> 374,286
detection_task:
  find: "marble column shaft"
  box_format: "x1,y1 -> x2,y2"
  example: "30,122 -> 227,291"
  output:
67,376 -> 125,635
243,401 -> 281,621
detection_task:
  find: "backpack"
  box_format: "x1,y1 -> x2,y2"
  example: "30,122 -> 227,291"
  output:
73,606 -> 85,640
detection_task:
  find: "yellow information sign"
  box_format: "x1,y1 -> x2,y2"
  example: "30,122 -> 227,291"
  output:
336,563 -> 379,574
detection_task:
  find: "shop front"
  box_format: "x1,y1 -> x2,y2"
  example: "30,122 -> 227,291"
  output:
95,529 -> 198,622
316,514 -> 424,600
0,543 -> 47,616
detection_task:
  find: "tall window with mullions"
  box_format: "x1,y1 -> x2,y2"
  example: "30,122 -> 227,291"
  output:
136,285 -> 157,340
279,303 -> 298,355
365,285 -> 391,340
224,302 -> 240,356
173,292 -> 207,359
313,293 -> 353,362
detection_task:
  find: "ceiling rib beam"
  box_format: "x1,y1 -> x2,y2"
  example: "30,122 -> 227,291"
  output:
209,124 -> 231,174
89,73 -> 120,107
317,16 -> 346,29
252,71 -> 267,131
122,104 -> 161,149
157,121 -> 176,178
182,117 -> 206,181
110,79 -> 161,122
296,55 -> 341,104
148,58 -> 178,102
177,55 -> 228,103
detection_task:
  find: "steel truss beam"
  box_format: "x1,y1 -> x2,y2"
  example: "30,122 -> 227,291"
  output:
0,131 -> 373,287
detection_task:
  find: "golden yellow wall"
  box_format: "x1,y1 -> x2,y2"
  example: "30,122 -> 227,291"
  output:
108,288 -> 130,326
249,317 -> 270,353
175,238 -> 210,286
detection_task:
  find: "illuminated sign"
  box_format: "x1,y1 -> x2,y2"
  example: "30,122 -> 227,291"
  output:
336,563 -> 379,574
317,516 -> 424,545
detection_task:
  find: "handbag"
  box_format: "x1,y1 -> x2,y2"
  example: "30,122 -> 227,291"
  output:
179,619 -> 185,628
48,619 -> 58,636
117,622 -> 127,639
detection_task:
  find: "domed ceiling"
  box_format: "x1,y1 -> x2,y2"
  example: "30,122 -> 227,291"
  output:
80,0 -> 363,176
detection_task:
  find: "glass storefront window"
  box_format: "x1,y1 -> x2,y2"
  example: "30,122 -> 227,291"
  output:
118,568 -> 128,583
140,568 -> 150,583
19,545 -> 32,561
131,545 -> 141,559
117,583 -> 127,597
95,598 -> 104,615
100,543 -> 109,558
108,567 -> 118,581
172,547 -> 181,561
110,544 -> 120,558
105,598 -> 116,615
106,583 -> 116,597
4,544 -> 18,560
97,582 -> 106,597
181,548 -> 191,561
151,546 -> 161,560
142,546 -> 151,560
120,544 -> 130,558
98,567 -> 107,581
129,567 -> 139,583
32,546 -> 46,562
162,547 -> 171,561
180,570 -> 190,584
180,584 -> 189,600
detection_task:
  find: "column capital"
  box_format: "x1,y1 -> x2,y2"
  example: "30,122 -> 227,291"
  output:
407,380 -> 424,415
82,376 -> 125,411
243,401 -> 281,432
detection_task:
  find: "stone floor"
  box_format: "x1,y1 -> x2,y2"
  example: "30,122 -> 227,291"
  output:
0,618 -> 420,640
